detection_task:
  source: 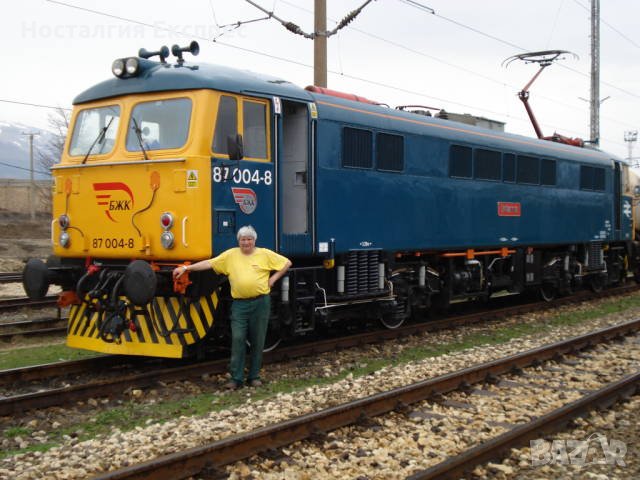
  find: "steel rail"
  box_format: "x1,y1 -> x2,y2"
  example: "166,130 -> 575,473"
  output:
91,318 -> 640,480
0,295 -> 58,310
407,372 -> 640,479
1,286 -> 637,414
0,355 -> 143,386
0,325 -> 67,342
0,317 -> 65,331
0,272 -> 22,284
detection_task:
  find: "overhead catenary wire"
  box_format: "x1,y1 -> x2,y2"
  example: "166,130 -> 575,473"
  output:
278,0 -> 634,132
0,161 -> 51,176
39,0 -> 634,148
0,99 -> 71,111
571,0 -> 640,49
397,0 -> 640,101
244,0 -> 374,39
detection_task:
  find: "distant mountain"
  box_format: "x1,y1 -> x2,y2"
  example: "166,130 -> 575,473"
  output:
0,121 -> 59,180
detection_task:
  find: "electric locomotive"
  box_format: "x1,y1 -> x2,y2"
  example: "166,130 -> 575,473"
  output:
23,41 -> 638,358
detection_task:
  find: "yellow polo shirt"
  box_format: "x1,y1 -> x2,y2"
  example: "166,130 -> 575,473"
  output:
209,247 -> 290,299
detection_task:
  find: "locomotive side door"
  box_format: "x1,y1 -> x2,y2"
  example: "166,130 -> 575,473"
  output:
277,99 -> 315,255
211,94 -> 276,253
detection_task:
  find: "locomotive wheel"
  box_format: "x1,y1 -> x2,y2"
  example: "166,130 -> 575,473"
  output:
380,311 -> 406,329
539,283 -> 556,302
589,275 -> 605,293
381,278 -> 411,329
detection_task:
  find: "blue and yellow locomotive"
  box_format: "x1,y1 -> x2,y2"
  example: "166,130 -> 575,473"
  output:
23,42 -> 638,358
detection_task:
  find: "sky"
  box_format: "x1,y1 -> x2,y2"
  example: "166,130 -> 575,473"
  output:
2,0 -> 639,161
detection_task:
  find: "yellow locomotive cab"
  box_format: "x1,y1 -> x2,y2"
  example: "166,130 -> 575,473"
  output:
51,89 -> 224,357
52,90 -> 214,261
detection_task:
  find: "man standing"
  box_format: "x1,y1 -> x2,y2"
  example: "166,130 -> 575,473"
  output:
173,226 -> 291,390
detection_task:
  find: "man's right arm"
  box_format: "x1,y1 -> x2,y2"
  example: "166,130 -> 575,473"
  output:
172,258 -> 215,279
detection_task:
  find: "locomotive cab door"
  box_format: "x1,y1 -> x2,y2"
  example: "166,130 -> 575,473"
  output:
212,94 -> 276,253
277,99 -> 315,255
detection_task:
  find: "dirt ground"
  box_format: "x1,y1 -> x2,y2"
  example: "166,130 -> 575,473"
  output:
0,212 -> 52,273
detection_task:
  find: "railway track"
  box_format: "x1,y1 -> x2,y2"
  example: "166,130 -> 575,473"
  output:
0,272 -> 22,284
1,285 -> 638,416
0,295 -> 58,310
91,318 -> 640,479
0,317 -> 67,342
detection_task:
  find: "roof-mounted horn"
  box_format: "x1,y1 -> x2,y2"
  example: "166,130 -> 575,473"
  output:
138,45 -> 170,63
171,41 -> 199,65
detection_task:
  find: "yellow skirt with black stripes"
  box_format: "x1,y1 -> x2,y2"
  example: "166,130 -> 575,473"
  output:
66,293 -> 219,358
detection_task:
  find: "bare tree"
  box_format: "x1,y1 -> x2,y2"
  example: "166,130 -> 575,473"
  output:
38,107 -> 70,172
36,107 -> 70,214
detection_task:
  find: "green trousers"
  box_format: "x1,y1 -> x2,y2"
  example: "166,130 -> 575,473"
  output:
229,295 -> 270,384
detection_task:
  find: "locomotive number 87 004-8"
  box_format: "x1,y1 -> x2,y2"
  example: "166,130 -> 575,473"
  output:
22,41 -> 640,358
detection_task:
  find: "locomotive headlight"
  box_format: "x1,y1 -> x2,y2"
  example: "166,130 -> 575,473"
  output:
125,57 -> 139,76
111,58 -> 125,77
58,214 -> 70,229
160,231 -> 174,249
160,212 -> 174,230
59,231 -> 71,248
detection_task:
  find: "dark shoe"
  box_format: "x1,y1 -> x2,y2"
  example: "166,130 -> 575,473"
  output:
224,381 -> 241,390
248,379 -> 263,387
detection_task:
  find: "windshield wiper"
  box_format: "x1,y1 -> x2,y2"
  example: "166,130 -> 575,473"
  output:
130,117 -> 149,160
81,116 -> 115,165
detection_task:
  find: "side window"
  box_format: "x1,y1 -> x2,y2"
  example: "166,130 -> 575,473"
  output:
449,145 -> 472,178
376,133 -> 404,172
503,153 -> 516,182
474,149 -> 501,181
212,95 -> 237,155
580,165 -> 605,191
343,127 -> 372,168
594,167 -> 605,191
540,159 -> 556,186
517,155 -> 540,184
243,101 -> 267,159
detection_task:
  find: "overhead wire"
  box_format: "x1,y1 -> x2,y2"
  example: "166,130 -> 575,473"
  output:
39,0 -> 634,148
0,161 -> 51,176
545,0 -> 566,49
277,0 -> 632,132
0,99 -> 71,111
397,0 -> 640,100
244,0 -> 374,39
571,0 -> 640,49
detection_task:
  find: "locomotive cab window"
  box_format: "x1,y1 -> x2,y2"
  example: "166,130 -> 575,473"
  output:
243,101 -> 267,159
449,145 -> 472,178
343,127 -> 373,168
69,105 -> 121,157
212,96 -> 269,160
126,98 -> 192,151
212,95 -> 238,155
376,133 -> 404,172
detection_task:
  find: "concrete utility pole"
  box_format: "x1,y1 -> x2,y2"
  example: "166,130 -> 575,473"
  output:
245,0 -> 372,88
21,132 -> 39,221
590,0 -> 600,145
314,0 -> 327,87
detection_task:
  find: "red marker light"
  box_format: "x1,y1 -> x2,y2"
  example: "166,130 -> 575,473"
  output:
160,212 -> 173,230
